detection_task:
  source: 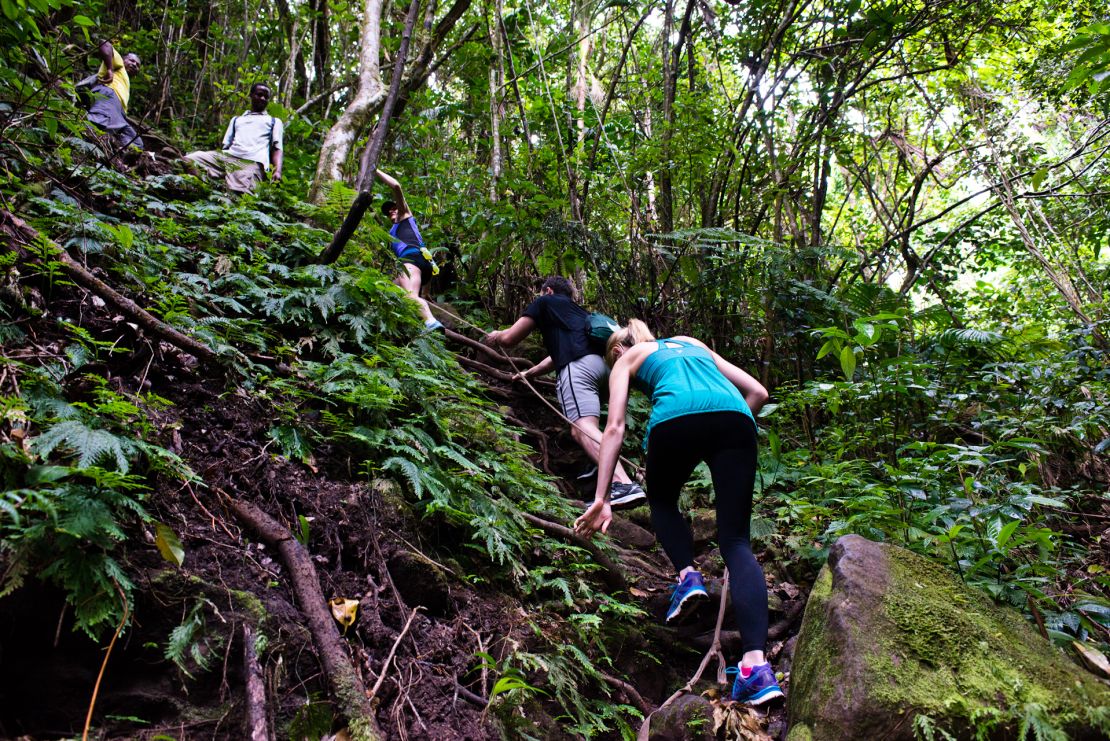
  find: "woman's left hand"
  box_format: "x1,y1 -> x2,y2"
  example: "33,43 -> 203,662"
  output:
574,500 -> 612,537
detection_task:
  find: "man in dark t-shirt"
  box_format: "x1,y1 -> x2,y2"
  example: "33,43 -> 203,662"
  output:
484,276 -> 644,508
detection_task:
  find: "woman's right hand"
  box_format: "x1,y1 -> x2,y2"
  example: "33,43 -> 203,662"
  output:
574,500 -> 612,537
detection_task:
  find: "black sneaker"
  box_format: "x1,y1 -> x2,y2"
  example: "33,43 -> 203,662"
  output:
609,482 -> 647,510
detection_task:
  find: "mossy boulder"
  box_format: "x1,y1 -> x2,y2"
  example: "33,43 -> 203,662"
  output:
788,535 -> 1110,740
645,693 -> 715,740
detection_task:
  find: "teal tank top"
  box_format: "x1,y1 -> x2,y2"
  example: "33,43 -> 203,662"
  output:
633,339 -> 755,448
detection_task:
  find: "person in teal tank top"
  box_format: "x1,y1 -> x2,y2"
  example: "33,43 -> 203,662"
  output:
574,319 -> 784,706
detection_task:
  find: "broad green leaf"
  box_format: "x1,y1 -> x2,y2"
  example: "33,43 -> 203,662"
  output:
155,522 -> 185,567
839,346 -> 856,379
996,519 -> 1020,550
817,338 -> 840,360
116,224 -> 134,250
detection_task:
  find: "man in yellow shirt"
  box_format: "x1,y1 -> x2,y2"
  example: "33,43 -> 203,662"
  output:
87,40 -> 142,150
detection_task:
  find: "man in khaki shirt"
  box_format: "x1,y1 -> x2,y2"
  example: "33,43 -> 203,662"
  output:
86,40 -> 142,150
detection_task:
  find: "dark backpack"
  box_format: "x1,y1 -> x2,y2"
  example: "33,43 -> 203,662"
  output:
586,312 -> 619,353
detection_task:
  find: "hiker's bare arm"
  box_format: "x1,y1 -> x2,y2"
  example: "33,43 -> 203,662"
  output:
374,169 -> 411,219
271,147 -> 283,181
675,336 -> 769,415
483,316 -> 536,348
515,356 -> 554,381
97,41 -> 116,83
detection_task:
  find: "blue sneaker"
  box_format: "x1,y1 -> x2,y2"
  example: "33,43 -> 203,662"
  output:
728,663 -> 784,705
665,571 -> 709,623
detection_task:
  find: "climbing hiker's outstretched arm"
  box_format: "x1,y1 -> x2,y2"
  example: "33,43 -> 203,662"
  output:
483,316 -> 536,348
97,40 -> 117,83
674,335 -> 769,415
575,356 -> 634,537
515,355 -> 554,381
374,169 -> 412,219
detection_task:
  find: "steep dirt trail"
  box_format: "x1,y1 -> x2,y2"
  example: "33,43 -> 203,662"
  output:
446,324 -> 805,739
0,276 -> 805,740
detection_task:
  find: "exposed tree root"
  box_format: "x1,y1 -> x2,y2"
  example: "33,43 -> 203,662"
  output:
242,623 -> 271,741
520,512 -> 627,591
3,210 -> 220,365
444,327 -> 532,367
225,497 -> 383,741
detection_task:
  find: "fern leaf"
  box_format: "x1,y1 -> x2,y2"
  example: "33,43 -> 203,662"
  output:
383,456 -> 425,499
33,419 -> 134,473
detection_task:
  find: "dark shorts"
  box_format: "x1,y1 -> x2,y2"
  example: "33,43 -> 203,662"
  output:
399,249 -> 433,285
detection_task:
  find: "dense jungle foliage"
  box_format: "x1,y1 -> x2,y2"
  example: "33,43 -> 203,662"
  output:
1,0 -> 1109,738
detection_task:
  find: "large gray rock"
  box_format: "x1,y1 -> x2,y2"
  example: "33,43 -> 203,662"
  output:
788,535 -> 1110,740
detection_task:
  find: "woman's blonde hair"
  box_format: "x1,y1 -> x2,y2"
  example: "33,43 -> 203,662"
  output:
605,319 -> 655,366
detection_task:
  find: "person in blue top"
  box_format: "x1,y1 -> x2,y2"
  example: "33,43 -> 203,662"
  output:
375,168 -> 442,331
573,319 -> 783,707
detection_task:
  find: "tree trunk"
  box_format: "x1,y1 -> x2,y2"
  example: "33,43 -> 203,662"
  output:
312,0 -> 332,92
309,0 -> 385,203
658,0 -> 675,233
488,0 -> 503,201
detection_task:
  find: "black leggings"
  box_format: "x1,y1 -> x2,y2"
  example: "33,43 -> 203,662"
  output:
645,411 -> 768,653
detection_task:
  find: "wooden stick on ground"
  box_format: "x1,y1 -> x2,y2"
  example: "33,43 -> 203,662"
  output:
368,606 -> 424,700
637,569 -> 731,740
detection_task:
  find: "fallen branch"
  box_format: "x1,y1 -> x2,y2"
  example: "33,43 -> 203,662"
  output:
521,511 -> 627,591
3,210 -> 220,364
453,680 -> 487,707
456,355 -> 517,383
599,669 -> 651,714
242,623 -> 271,741
226,498 -> 382,741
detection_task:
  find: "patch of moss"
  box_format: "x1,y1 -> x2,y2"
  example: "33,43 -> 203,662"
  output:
784,724 -> 813,741
227,586 -> 270,626
787,566 -> 843,722
865,546 -> 1110,736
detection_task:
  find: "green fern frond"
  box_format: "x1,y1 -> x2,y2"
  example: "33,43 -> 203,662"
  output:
382,456 -> 426,499
1018,703 -> 1068,741
33,419 -> 135,473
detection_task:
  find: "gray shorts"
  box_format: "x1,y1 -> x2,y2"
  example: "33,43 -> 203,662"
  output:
556,354 -> 609,422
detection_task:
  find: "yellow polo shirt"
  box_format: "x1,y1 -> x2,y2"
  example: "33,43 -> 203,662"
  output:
96,49 -> 131,111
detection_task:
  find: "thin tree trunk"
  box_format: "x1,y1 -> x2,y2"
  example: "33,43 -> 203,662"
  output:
488,0 -> 503,201
658,0 -> 675,233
